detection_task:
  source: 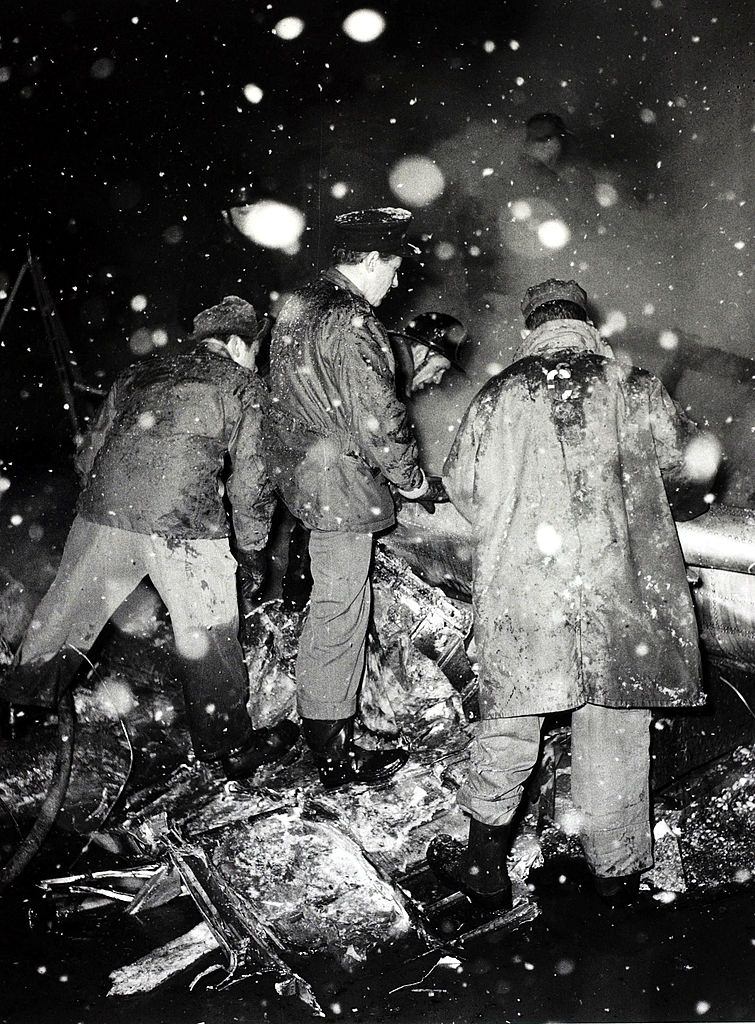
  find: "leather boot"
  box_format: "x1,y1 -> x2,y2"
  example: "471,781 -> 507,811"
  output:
427,818 -> 513,912
221,719 -> 300,781
301,716 -> 408,790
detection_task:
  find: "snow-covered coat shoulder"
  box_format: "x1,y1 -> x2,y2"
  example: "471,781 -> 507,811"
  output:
443,318 -> 705,716
264,268 -> 424,533
75,344 -> 274,552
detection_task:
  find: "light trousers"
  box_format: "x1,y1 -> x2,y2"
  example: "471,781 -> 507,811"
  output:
457,703 -> 653,877
14,516 -> 252,761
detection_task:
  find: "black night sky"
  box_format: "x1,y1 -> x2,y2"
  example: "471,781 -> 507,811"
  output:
1,0 -> 752,476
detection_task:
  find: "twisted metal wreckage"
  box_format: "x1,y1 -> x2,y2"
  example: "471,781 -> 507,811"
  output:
0,494 -> 753,1013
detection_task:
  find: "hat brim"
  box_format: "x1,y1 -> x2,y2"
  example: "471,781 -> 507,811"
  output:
385,240 -> 421,258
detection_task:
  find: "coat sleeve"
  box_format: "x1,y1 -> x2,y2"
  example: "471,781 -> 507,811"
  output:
339,308 -> 425,492
442,396 -> 481,523
647,375 -> 704,489
226,387 -> 277,553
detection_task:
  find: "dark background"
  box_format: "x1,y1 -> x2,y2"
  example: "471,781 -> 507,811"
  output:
0,0 -> 752,480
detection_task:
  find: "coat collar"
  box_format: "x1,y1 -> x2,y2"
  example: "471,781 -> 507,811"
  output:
321,266 -> 367,301
514,318 -> 614,361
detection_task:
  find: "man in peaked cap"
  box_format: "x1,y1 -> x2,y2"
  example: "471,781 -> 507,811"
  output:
265,208 -> 432,790
427,277 -> 718,910
4,296 -> 298,781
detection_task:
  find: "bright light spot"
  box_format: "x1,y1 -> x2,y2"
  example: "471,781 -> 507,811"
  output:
129,328 -> 153,355
640,108 -> 657,124
595,183 -> 619,208
0,67 -> 11,84
515,76 -> 525,86
486,362 -> 505,376
537,219 -> 570,249
482,167 -> 494,177
695,1001 -> 710,1015
205,702 -> 216,715
388,156 -> 445,207
273,16 -> 304,39
684,434 -> 722,483
10,514 -> 23,526
643,303 -> 655,316
536,522 -> 562,556
435,241 -> 455,260
560,808 -> 582,835
91,58 -> 115,80
0,477 -> 10,493
243,83 -> 264,104
93,678 -> 136,719
554,958 -> 575,976
734,868 -> 752,884
483,40 -> 496,53
365,415 -> 380,432
177,630 -> 210,660
509,39 -> 520,50
511,199 -> 532,221
138,411 -> 156,430
653,890 -> 677,904
230,200 -> 306,252
152,328 -> 169,347
600,310 -> 628,337
635,642 -> 650,657
130,294 -> 148,312
331,181 -> 349,199
734,240 -> 745,250
658,330 -> 679,351
342,9 -> 386,43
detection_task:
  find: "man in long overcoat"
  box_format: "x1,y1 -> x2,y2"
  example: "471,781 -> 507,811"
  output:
265,208 -> 432,789
5,297 -> 298,780
429,278 -> 717,909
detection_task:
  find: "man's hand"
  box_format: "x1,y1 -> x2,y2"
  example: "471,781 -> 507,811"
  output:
416,476 -> 450,514
395,474 -> 449,514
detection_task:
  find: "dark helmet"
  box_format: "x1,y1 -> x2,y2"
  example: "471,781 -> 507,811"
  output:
402,311 -> 469,367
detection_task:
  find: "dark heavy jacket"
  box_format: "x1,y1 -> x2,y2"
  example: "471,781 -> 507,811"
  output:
265,268 -> 424,533
76,343 -> 274,552
444,319 -> 705,717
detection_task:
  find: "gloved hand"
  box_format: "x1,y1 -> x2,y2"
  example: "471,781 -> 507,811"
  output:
236,549 -> 266,606
416,476 -> 450,514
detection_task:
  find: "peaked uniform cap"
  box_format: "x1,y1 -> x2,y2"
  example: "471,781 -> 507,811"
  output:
521,279 -> 588,321
333,207 -> 421,257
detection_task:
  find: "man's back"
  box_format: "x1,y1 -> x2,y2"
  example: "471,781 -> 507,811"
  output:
444,318 -> 704,716
77,345 -> 264,540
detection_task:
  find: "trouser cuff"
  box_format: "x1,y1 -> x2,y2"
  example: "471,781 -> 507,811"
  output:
580,818 -> 653,877
456,787 -> 520,827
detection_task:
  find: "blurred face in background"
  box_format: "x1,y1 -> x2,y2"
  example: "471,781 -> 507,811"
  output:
410,346 -> 452,392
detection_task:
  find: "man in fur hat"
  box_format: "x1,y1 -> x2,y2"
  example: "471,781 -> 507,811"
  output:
4,296 -> 298,780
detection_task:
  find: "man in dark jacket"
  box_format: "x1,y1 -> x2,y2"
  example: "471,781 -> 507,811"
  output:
428,279 -> 719,909
266,208 -> 432,789
6,296 -> 298,780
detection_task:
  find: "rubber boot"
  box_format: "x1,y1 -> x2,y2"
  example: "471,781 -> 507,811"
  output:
593,872 -> 642,908
427,818 -> 513,912
221,720 -> 300,781
301,717 -> 408,790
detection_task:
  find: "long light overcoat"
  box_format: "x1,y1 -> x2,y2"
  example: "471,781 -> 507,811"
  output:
444,319 -> 705,717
